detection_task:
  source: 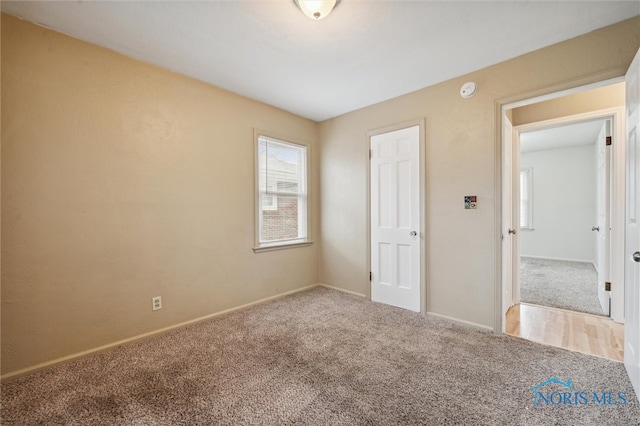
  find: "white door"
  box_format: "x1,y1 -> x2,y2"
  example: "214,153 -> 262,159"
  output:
502,115 -> 515,316
625,48 -> 640,400
370,126 -> 421,312
596,120 -> 611,316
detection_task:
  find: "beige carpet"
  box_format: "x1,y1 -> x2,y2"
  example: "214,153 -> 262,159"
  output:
1,287 -> 638,424
520,257 -> 604,316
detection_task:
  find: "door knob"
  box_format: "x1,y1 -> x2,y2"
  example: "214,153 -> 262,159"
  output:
410,231 -> 418,237
592,226 -> 600,232
633,251 -> 640,263
508,229 -> 516,235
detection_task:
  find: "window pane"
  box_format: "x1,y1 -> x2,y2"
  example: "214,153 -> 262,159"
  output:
520,168 -> 532,229
261,194 -> 277,211
258,141 -> 267,193
264,141 -> 302,195
520,171 -> 526,227
260,195 -> 301,242
257,136 -> 307,246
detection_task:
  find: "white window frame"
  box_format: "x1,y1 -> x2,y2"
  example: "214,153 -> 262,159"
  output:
520,167 -> 534,230
254,132 -> 311,252
261,188 -> 278,211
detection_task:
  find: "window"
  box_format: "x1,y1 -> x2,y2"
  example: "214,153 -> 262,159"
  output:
261,191 -> 278,211
520,167 -> 533,229
256,135 -> 308,250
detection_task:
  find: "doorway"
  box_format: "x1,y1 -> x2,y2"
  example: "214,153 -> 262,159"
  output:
501,81 -> 627,361
517,116 -> 612,317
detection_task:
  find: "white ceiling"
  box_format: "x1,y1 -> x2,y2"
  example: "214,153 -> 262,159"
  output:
2,1 -> 639,121
520,119 -> 606,153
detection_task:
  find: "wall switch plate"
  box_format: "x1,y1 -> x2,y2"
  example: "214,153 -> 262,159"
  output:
464,196 -> 477,209
152,296 -> 162,311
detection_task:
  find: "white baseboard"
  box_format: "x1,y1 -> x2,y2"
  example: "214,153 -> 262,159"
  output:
520,255 -> 595,264
320,283 -> 492,332
426,311 -> 494,332
318,283 -> 366,298
1,284 -> 319,382
1,283 -> 495,381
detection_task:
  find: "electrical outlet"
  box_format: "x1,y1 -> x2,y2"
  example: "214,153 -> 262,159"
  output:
152,296 -> 162,311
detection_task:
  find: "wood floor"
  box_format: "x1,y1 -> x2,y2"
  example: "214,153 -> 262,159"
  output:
506,303 -> 624,362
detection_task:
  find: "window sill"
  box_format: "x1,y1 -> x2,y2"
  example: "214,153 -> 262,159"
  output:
520,228 -> 535,232
253,241 -> 313,253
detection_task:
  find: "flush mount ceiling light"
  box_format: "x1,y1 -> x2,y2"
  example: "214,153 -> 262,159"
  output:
293,0 -> 341,20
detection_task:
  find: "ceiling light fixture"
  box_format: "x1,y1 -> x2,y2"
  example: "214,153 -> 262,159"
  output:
293,0 -> 340,20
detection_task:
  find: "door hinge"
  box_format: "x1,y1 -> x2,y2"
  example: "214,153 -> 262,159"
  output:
606,136 -> 612,146
369,149 -> 372,159
369,272 -> 372,281
605,281 -> 611,292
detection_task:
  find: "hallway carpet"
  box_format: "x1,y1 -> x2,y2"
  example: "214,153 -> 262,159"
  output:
520,257 -> 604,316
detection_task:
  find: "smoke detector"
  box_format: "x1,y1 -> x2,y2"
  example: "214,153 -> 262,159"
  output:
460,82 -> 477,98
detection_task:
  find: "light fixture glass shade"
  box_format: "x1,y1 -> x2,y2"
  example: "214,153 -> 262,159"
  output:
294,0 -> 340,20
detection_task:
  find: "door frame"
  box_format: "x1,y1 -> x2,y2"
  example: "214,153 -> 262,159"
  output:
510,107 -> 625,322
366,118 -> 427,313
502,113 -> 517,317
496,77 -> 625,332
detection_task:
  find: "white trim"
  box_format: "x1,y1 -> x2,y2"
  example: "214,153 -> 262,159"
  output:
497,81 -> 627,333
514,108 -> 622,134
319,283 -> 366,298
427,312 -> 494,332
519,167 -> 534,229
520,255 -> 596,265
253,240 -> 313,253
1,284 -> 319,382
610,107 -> 626,324
498,109 -> 515,332
254,130 -> 311,250
513,107 -> 625,324
260,193 -> 278,211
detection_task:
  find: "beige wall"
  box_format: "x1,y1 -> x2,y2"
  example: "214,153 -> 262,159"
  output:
3,12 -> 639,377
318,17 -> 639,329
1,14 -> 319,376
512,82 -> 625,126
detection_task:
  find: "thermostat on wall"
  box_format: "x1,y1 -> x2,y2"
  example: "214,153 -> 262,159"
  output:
464,195 -> 477,209
460,82 -> 477,98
